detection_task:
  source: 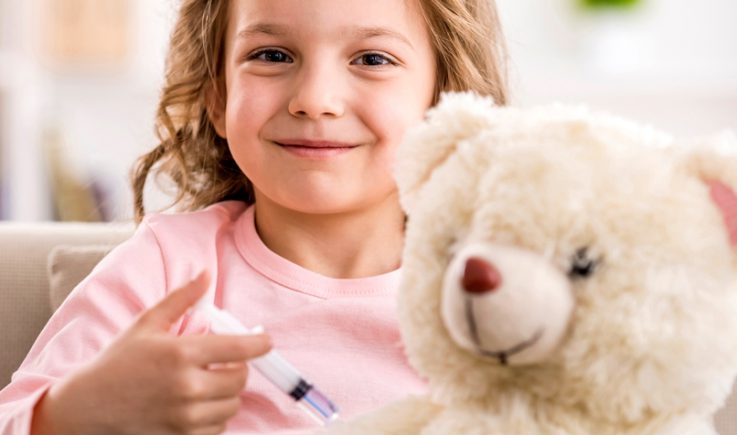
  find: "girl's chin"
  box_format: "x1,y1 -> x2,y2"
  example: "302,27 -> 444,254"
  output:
253,181 -> 399,216
263,193 -> 398,217
259,192 -> 358,214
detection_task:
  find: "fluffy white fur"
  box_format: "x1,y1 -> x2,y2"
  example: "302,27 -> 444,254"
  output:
322,92 -> 737,434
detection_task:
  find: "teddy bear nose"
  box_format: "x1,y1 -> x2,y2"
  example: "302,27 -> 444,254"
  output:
462,257 -> 502,294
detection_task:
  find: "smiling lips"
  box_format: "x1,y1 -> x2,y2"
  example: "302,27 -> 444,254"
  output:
275,139 -> 360,159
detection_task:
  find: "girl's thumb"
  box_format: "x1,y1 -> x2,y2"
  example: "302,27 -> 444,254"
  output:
135,270 -> 210,332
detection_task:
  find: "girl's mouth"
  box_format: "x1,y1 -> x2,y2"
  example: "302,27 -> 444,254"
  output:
274,140 -> 359,159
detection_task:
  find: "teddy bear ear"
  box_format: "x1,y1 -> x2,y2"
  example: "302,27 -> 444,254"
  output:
708,180 -> 737,248
682,132 -> 737,249
394,91 -> 496,213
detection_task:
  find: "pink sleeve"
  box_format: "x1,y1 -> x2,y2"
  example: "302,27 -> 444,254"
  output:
0,221 -> 168,435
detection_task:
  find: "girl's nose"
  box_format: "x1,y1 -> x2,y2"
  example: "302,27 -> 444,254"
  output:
462,257 -> 502,294
288,68 -> 345,119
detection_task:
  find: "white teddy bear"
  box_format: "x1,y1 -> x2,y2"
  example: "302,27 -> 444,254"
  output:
323,92 -> 737,434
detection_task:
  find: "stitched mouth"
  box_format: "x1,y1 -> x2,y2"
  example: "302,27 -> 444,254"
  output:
477,330 -> 543,365
465,297 -> 544,366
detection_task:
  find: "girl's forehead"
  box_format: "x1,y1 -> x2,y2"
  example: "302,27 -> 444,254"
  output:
227,0 -> 428,43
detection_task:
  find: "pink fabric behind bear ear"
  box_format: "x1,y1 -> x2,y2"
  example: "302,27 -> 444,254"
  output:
708,180 -> 737,248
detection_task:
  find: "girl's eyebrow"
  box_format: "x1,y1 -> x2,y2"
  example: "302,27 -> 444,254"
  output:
237,23 -> 414,49
350,26 -> 414,49
237,23 -> 289,39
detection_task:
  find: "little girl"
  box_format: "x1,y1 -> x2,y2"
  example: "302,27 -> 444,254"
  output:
0,0 -> 507,433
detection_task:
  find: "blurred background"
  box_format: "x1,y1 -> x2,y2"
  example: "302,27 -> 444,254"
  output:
0,0 -> 735,222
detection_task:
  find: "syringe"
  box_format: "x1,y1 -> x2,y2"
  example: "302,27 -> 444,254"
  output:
194,300 -> 340,425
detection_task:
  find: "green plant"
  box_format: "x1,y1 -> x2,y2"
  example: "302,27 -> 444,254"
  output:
580,0 -> 641,9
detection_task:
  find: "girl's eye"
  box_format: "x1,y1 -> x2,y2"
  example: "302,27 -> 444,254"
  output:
352,52 -> 396,67
568,247 -> 601,279
249,49 -> 293,63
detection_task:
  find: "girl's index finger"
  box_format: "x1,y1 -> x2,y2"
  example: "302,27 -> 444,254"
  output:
135,270 -> 211,332
182,333 -> 273,366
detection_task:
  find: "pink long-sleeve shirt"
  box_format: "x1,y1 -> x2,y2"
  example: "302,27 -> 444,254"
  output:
0,201 -> 427,434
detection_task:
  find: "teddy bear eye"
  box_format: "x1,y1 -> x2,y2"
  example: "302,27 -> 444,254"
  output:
568,247 -> 600,279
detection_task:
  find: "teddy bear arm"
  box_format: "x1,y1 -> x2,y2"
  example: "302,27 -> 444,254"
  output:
318,395 -> 442,435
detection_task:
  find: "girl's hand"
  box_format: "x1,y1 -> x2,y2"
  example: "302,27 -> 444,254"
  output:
31,271 -> 272,435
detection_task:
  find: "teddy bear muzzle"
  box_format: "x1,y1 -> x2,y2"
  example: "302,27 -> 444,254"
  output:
441,243 -> 575,366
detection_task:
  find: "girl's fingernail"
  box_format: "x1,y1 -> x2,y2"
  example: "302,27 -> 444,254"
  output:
194,269 -> 208,281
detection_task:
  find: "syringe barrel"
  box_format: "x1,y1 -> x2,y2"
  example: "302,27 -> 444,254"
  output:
251,350 -> 303,394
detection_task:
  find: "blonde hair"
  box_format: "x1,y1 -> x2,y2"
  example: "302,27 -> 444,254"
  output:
131,0 -> 508,222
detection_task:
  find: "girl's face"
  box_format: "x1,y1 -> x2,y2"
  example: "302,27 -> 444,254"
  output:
211,0 -> 436,215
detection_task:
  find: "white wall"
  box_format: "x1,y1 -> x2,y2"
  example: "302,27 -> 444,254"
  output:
498,0 -> 737,136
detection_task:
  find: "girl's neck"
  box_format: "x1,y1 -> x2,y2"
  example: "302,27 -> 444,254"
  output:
252,194 -> 405,279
